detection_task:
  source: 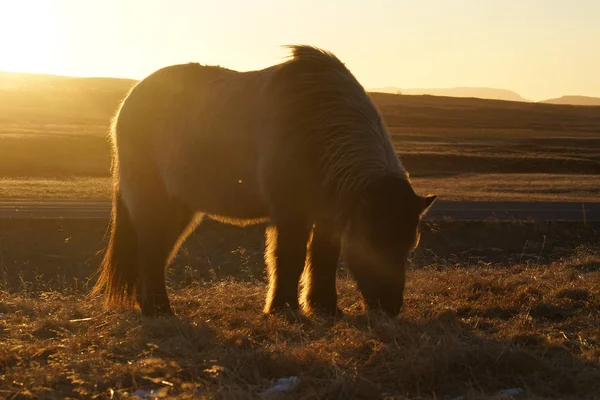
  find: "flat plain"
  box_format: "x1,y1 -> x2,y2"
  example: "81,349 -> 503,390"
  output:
0,71 -> 599,399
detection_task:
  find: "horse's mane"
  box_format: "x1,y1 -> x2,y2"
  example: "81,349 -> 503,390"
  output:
283,45 -> 347,70
269,45 -> 408,217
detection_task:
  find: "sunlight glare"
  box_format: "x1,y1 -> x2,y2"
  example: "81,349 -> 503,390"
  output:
0,2 -> 64,74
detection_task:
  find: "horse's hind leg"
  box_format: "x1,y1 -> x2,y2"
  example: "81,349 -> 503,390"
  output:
125,184 -> 197,317
263,219 -> 312,314
137,199 -> 196,316
301,221 -> 342,316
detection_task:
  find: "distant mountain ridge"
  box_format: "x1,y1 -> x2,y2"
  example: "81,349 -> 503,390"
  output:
540,95 -> 600,106
370,86 -> 530,102
369,86 -> 600,106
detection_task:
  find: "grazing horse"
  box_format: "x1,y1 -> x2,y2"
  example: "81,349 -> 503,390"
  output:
91,45 -> 436,317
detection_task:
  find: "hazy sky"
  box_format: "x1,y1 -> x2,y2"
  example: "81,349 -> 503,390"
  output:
1,0 -> 599,101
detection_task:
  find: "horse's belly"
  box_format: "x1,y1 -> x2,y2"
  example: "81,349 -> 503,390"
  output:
204,178 -> 270,220
162,157 -> 269,220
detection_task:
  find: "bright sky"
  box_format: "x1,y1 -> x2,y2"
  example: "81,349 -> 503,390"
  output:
0,0 -> 599,101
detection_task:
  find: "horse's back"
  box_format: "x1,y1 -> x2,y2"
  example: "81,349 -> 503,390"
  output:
113,62 -> 273,220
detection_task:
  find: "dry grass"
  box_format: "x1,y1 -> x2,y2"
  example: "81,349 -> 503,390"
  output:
0,135 -> 110,178
0,218 -> 599,399
1,249 -> 598,399
0,178 -> 111,200
410,173 -> 600,202
2,174 -> 599,203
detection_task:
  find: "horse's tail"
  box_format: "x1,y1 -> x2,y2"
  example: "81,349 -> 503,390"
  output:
90,183 -> 140,309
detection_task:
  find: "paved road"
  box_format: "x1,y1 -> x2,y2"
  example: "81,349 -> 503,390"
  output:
1,198 -> 599,222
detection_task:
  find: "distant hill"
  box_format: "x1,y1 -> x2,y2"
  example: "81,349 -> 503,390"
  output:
370,86 -> 530,102
0,70 -> 136,92
0,71 -> 137,128
540,95 -> 600,106
369,87 -> 404,95
2,70 -> 599,133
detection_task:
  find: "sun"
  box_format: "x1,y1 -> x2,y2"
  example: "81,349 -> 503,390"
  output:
0,2 -> 64,74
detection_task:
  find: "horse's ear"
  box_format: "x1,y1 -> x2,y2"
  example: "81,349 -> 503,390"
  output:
420,194 -> 437,215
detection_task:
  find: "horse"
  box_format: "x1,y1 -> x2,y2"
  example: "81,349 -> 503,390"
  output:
90,45 -> 436,318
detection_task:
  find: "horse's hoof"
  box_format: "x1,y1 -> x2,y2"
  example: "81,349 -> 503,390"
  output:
332,307 -> 345,318
306,306 -> 344,319
264,302 -> 303,322
302,298 -> 344,319
140,305 -> 174,318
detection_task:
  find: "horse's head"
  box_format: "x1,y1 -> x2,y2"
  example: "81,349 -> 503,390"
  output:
342,174 -> 436,316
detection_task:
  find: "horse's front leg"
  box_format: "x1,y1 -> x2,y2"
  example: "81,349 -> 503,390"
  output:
301,221 -> 343,317
263,219 -> 311,314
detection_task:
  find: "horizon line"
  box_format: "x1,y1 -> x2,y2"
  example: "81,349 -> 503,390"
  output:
1,67 -> 598,103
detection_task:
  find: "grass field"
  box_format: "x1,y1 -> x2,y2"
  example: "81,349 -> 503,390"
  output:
1,217 -> 599,399
1,72 -> 599,399
1,71 -> 600,202
3,174 -> 600,202
1,258 -> 599,400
